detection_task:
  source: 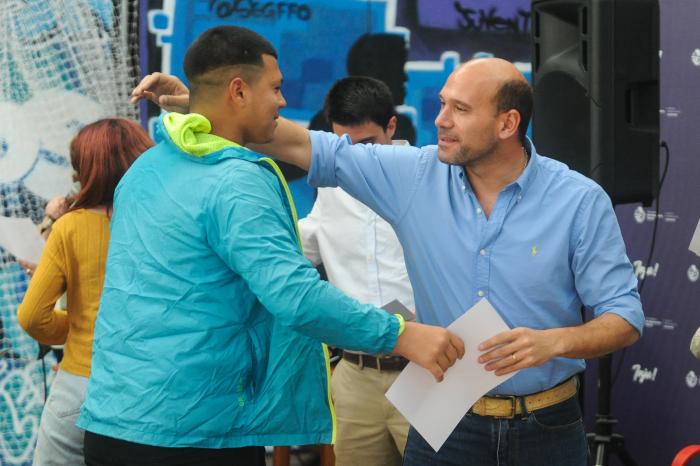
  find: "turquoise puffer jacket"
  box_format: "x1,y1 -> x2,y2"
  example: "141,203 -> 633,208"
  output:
77,114 -> 401,448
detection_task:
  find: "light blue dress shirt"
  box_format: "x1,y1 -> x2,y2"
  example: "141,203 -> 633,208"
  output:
308,131 -> 644,396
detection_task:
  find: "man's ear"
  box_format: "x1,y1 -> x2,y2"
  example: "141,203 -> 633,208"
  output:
227,77 -> 248,107
386,115 -> 398,139
498,109 -> 520,141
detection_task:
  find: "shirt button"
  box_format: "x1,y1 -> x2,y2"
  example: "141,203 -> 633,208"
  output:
518,194 -> 523,200
477,290 -> 485,297
476,207 -> 482,214
480,249 -> 486,256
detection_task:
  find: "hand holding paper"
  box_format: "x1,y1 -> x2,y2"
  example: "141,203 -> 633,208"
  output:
478,326 -> 563,376
393,321 -> 465,382
386,299 -> 519,452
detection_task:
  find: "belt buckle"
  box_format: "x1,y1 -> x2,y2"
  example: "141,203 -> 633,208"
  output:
496,395 -> 518,419
376,357 -> 383,373
358,354 -> 364,369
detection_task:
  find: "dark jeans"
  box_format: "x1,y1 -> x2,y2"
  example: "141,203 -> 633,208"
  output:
403,395 -> 588,466
84,431 -> 266,466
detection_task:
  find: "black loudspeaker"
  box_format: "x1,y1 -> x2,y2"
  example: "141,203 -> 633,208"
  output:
531,0 -> 659,205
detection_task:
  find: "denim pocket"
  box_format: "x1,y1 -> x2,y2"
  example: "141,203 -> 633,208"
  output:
529,395 -> 582,431
46,375 -> 85,419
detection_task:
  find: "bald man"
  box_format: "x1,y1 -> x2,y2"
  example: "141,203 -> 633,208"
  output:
134,57 -> 643,465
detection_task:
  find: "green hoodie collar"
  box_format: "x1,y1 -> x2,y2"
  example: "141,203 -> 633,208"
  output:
162,112 -> 242,157
159,112 -> 303,248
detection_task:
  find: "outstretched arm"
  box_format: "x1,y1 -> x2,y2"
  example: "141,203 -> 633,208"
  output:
248,118 -> 312,170
131,73 -> 312,168
209,165 -> 464,381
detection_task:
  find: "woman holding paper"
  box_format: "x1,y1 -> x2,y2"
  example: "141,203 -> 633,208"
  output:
17,118 -> 152,466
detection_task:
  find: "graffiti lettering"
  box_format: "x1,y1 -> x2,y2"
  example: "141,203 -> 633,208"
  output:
209,1 -> 312,21
0,360 -> 45,465
454,3 -> 530,33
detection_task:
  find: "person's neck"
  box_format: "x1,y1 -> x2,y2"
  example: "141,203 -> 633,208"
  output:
465,142 -> 527,197
88,205 -> 109,215
464,141 -> 528,218
190,105 -> 245,145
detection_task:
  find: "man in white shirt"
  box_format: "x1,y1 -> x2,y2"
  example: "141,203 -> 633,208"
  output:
299,76 -> 412,466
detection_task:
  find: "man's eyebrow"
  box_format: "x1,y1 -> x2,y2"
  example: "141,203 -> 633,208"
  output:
438,94 -> 472,109
451,98 -> 472,109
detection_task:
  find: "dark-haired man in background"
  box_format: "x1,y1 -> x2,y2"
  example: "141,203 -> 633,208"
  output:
299,76 -> 412,466
80,26 -> 463,466
309,33 -> 416,145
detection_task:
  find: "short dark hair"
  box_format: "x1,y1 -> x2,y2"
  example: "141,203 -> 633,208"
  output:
183,26 -> 277,88
493,80 -> 533,144
324,76 -> 395,130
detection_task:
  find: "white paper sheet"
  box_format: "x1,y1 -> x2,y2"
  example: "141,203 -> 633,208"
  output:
385,299 -> 519,452
689,217 -> 700,257
0,216 -> 45,264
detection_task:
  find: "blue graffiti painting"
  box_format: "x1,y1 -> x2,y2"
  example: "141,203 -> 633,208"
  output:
0,1 -> 136,463
146,0 -> 531,216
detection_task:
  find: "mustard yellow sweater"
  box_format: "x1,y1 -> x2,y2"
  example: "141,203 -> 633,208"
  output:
17,209 -> 109,377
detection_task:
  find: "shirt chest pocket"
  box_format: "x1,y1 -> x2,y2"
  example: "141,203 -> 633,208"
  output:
492,235 -> 574,298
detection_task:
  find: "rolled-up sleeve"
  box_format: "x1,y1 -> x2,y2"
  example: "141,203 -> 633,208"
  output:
308,130 -> 425,225
572,187 -> 644,334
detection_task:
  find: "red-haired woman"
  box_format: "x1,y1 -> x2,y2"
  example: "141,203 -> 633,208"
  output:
17,118 -> 153,466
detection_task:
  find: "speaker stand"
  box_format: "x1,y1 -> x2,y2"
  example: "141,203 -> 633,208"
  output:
586,354 -> 636,466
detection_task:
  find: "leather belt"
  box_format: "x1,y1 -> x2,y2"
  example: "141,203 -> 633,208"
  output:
470,377 -> 578,419
342,352 -> 408,371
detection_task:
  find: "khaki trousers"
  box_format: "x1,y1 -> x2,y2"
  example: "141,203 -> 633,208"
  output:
331,359 -> 409,466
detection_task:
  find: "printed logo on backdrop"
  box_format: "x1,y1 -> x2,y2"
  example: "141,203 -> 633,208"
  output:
659,107 -> 682,118
644,317 -> 678,331
688,264 -> 699,283
686,370 -> 698,389
631,364 -> 658,384
691,48 -> 700,66
633,260 -> 659,280
633,206 -> 679,224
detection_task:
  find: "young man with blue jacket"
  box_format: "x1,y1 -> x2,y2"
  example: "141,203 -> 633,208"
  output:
80,26 -> 463,466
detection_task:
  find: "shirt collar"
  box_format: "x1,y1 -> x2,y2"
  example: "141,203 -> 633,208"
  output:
456,136 -> 539,196
512,136 -> 539,196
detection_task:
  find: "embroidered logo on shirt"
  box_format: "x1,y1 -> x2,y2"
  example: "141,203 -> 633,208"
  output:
531,246 -> 538,257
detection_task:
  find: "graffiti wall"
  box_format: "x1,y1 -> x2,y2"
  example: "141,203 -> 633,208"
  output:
0,1 -> 138,464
